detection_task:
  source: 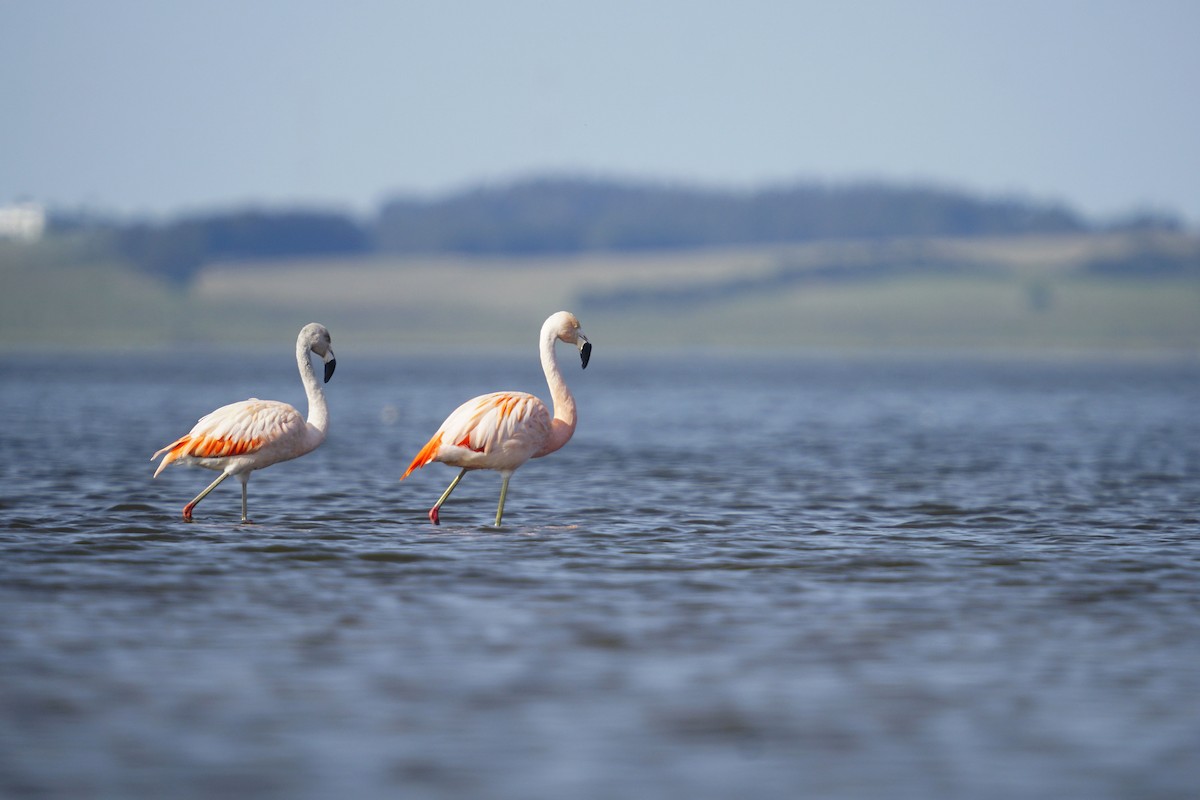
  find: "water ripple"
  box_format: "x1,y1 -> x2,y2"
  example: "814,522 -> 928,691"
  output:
2,354 -> 1199,799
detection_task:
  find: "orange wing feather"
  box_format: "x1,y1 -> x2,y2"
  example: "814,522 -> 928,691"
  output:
401,391 -> 551,479
152,398 -> 303,476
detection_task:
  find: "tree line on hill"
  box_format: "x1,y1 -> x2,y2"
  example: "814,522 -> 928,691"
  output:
374,177 -> 1091,253
42,176 -> 1186,285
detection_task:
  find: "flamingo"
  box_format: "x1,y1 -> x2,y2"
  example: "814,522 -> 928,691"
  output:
151,323 -> 337,523
402,311 -> 592,527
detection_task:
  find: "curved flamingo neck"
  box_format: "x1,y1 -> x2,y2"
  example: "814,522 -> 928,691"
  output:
536,319 -> 576,458
297,337 -> 329,448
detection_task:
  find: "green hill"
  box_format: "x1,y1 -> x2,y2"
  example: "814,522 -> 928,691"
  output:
6,232 -> 1195,356
4,177 -> 1195,354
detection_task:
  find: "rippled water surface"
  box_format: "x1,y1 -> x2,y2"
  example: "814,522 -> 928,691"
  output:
2,351 -> 1199,799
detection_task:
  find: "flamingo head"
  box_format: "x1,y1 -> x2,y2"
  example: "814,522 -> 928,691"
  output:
301,323 -> 337,382
548,311 -> 591,369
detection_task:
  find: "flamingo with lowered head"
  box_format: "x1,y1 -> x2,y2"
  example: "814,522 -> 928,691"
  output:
402,311 -> 591,526
152,323 -> 337,523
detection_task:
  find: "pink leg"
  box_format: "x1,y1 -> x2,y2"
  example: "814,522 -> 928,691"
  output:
428,506 -> 440,525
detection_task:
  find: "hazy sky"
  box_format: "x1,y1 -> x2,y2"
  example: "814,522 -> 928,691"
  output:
3,0 -> 1198,222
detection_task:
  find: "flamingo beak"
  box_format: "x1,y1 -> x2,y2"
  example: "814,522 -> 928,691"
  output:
578,335 -> 591,369
322,349 -> 337,383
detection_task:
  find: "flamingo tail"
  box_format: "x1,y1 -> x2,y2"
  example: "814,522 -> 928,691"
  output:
152,435 -> 194,477
402,431 -> 443,480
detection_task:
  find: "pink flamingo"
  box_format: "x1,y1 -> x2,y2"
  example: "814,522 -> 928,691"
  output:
402,311 -> 591,526
152,323 -> 337,523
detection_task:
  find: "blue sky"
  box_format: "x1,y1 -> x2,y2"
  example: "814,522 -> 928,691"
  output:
3,0 -> 1198,223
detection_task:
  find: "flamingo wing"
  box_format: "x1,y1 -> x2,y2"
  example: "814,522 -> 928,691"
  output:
402,391 -> 551,478
153,398 -> 305,475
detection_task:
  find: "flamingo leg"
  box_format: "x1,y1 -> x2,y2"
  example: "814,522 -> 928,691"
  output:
239,476 -> 251,524
430,468 -> 467,525
182,472 -> 231,521
494,473 -> 511,527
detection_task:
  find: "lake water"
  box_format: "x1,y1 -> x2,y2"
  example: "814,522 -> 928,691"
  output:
2,350 -> 1199,799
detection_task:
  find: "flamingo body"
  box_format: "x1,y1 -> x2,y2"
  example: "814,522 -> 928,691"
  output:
153,398 -> 310,476
152,323 -> 336,522
403,391 -> 552,477
403,311 -> 591,526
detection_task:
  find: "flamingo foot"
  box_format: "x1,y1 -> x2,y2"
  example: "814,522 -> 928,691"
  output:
428,506 -> 441,525
182,503 -> 195,521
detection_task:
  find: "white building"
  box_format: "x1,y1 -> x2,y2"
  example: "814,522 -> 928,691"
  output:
0,202 -> 47,241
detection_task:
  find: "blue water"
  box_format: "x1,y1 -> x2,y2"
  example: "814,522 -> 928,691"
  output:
2,351 -> 1199,799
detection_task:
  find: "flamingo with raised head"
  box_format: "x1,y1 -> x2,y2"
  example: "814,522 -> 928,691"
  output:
402,311 -> 592,527
152,323 -> 337,523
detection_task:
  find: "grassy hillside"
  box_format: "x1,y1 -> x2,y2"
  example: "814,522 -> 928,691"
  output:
3,232 -> 1198,356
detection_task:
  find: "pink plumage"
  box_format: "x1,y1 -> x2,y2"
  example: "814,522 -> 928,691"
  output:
153,399 -> 306,474
403,391 -> 552,477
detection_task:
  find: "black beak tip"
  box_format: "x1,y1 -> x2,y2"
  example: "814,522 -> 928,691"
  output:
580,341 -> 592,369
324,359 -> 337,383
